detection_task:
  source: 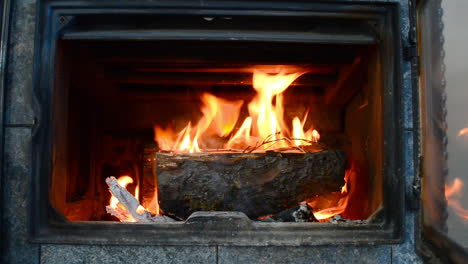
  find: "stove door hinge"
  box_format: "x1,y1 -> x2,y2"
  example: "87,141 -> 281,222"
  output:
404,44 -> 420,76
406,0 -> 420,75
403,45 -> 418,61
407,174 -> 422,211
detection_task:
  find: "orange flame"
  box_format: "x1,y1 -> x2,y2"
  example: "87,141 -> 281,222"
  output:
445,178 -> 468,221
109,175 -> 134,210
155,93 -> 243,153
310,165 -> 355,221
154,69 -> 319,153
226,117 -> 253,149
246,70 -> 301,148
292,115 -> 320,146
200,93 -> 244,137
458,127 -> 468,136
145,189 -> 160,215
107,175 -> 160,222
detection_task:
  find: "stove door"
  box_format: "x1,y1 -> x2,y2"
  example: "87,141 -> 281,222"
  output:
418,0 -> 468,262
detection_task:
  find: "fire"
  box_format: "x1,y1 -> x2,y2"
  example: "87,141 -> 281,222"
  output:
458,127 -> 468,136
445,178 -> 468,221
245,70 -> 301,148
109,176 -> 134,210
155,93 -> 243,153
309,165 -> 355,221
154,69 -> 320,153
292,115 -> 320,146
107,175 -> 159,222
108,68 -> 357,222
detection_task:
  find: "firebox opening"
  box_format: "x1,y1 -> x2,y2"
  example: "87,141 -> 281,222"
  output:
50,40 -> 383,223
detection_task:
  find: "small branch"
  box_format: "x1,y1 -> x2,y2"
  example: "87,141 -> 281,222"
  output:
244,133 -> 318,153
281,137 -> 306,153
201,149 -> 244,153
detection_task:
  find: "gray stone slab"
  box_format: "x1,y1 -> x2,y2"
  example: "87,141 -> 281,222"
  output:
40,245 -> 217,264
403,130 -> 415,196
392,213 -> 424,264
399,0 -> 414,130
335,246 -> 392,264
393,0 -> 414,130
402,63 -> 414,130
218,245 -> 391,264
1,127 -> 40,264
391,130 -> 423,263
5,0 -> 37,125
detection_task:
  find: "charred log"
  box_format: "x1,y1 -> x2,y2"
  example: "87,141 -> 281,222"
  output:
156,150 -> 346,219
260,204 -> 318,222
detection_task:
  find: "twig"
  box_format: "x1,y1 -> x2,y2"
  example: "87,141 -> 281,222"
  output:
282,137 -> 306,153
201,149 -> 244,153
244,133 -> 318,153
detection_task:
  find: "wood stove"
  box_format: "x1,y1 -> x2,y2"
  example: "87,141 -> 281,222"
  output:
2,0 -> 466,263
29,0 -> 405,246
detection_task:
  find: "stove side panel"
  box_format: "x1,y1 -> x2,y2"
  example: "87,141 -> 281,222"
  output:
1,0 -> 39,263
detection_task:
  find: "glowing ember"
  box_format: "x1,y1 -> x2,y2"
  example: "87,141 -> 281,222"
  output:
445,178 -> 468,221
154,69 -> 320,153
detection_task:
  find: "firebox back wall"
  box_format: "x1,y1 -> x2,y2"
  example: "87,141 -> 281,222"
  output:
50,39 -> 383,222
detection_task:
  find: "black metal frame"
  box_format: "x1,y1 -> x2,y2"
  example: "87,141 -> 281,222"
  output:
30,0 -> 405,246
0,0 -> 12,256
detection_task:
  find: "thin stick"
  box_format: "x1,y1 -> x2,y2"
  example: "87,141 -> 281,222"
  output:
244,133 -> 318,153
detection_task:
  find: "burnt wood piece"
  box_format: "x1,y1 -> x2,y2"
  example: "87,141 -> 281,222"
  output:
105,176 -> 175,223
260,204 -> 318,222
156,150 -> 346,219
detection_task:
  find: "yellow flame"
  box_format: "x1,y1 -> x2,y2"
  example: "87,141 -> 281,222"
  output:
446,178 -> 468,220
458,127 -> 468,136
109,176 -> 133,209
108,175 -> 161,222
154,69 -> 320,153
311,165 -> 355,221
227,117 -> 253,149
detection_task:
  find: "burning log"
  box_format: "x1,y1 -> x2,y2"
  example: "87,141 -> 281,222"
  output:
156,150 -> 346,219
105,176 -> 174,223
260,204 -> 318,222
